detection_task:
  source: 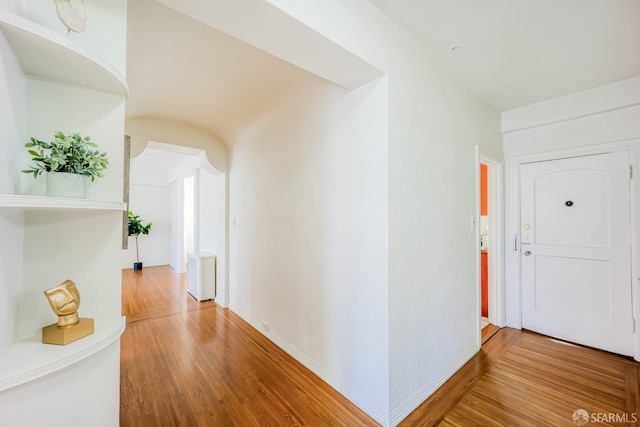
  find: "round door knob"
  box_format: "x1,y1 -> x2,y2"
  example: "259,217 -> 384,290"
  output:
524,251 -> 531,256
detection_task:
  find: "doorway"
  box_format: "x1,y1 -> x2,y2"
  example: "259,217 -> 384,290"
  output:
126,142 -> 228,306
480,163 -> 490,329
477,148 -> 505,345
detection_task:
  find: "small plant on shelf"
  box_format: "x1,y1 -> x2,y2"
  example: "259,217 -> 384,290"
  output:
22,131 -> 109,181
128,211 -> 152,271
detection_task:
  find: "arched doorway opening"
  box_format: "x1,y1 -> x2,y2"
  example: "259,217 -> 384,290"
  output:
124,141 -> 228,306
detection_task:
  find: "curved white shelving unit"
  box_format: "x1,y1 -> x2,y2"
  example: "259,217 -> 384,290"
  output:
0,317 -> 126,392
0,194 -> 126,211
0,10 -> 128,96
0,3 -> 127,423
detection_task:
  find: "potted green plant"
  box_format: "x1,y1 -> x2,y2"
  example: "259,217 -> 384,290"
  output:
128,211 -> 152,271
22,131 -> 108,198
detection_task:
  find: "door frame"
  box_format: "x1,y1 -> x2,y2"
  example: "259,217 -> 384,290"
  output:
505,140 -> 640,360
476,146 -> 506,345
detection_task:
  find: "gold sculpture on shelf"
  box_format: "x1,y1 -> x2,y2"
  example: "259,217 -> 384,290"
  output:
42,280 -> 94,345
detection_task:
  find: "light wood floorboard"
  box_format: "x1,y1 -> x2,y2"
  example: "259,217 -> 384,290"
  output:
481,323 -> 500,344
400,329 -> 640,427
120,266 -> 377,426
121,266 -> 640,426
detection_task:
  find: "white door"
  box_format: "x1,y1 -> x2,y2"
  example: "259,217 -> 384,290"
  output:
520,151 -> 634,356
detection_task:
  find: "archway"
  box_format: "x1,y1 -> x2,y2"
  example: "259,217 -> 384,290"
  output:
125,140 -> 228,307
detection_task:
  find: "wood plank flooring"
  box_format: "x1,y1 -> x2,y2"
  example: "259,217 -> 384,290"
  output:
120,266 -> 376,426
121,265 -> 214,324
481,323 -> 501,344
400,329 -> 640,427
121,266 -> 640,426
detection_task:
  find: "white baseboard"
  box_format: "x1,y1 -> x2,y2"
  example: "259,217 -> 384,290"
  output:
389,345 -> 479,426
247,319 -> 391,426
236,312 -> 480,427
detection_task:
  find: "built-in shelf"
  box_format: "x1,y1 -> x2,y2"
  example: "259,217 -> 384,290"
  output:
0,5 -> 126,421
0,316 -> 125,392
0,194 -> 126,211
0,10 -> 128,96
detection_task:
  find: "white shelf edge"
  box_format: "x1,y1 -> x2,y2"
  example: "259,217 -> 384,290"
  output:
0,194 -> 126,211
0,10 -> 128,96
0,316 -> 126,392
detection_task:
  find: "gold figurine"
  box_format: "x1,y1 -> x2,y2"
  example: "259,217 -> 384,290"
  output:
42,280 -> 94,345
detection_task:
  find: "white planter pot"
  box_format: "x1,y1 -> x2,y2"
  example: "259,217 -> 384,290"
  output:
46,172 -> 87,198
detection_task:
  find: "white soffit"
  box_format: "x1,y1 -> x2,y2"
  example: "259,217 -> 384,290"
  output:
153,0 -> 383,89
502,76 -> 640,133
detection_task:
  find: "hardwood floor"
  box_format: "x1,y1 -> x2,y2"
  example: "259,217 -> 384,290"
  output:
121,266 -> 640,426
120,266 -> 376,426
400,329 -> 640,427
481,323 -> 501,344
121,265 -> 215,324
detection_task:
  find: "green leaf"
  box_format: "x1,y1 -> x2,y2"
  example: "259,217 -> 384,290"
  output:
127,211 -> 152,237
22,131 -> 108,180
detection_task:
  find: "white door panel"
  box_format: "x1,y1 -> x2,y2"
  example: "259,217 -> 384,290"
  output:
521,151 -> 633,356
533,255 -> 610,323
532,169 -> 609,248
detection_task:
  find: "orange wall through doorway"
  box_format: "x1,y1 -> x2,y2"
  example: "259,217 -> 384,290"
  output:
480,164 -> 488,318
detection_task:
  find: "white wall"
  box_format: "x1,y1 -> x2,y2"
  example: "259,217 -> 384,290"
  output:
0,31 -> 24,358
169,179 -> 185,273
17,0 -> 127,76
385,52 -> 500,422
122,184 -> 171,269
255,2 -> 502,423
229,76 -> 389,420
502,77 -> 640,331
0,212 -> 22,360
18,79 -> 125,201
0,31 -> 24,194
198,170 -> 215,253
198,169 -> 227,304
0,0 -> 18,12
20,210 -> 124,340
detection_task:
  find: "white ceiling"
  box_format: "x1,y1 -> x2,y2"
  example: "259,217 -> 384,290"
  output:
368,0 -> 640,110
126,0 -> 640,141
125,0 -> 323,143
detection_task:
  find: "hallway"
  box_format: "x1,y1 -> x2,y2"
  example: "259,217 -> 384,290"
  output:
120,266 -> 376,426
120,266 -> 640,426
